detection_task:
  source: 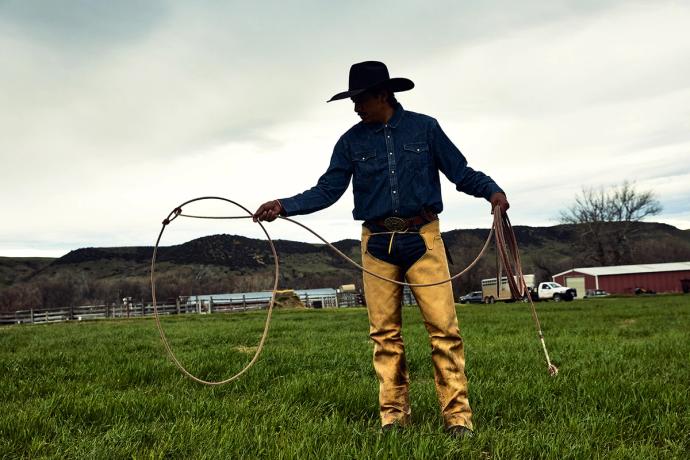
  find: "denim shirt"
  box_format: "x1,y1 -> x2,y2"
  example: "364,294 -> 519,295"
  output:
280,103 -> 504,221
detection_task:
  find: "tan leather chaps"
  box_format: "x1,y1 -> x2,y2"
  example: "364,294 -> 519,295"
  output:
361,220 -> 472,429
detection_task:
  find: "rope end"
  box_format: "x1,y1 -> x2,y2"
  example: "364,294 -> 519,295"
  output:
548,364 -> 559,377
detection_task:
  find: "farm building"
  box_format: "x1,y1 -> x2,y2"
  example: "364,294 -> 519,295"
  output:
553,262 -> 690,295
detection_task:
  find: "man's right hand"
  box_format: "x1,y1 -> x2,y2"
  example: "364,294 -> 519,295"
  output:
253,200 -> 283,222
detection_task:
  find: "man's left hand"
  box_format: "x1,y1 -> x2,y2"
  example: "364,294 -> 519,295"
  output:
490,192 -> 510,215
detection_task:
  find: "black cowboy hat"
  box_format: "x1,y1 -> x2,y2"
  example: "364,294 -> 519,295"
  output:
327,61 -> 414,102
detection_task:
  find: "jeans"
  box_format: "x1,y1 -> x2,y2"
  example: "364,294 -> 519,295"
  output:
363,222 -> 427,272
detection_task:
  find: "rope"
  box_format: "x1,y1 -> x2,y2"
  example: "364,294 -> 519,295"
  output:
151,197 -> 278,385
151,196 -> 558,385
493,212 -> 559,376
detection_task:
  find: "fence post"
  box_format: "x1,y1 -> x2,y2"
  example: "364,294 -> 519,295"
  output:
209,297 -> 214,314
69,305 -> 74,321
176,298 -> 181,315
30,308 -> 34,324
305,293 -> 310,308
242,294 -> 246,311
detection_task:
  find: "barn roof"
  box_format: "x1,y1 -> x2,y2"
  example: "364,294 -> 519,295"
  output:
554,261 -> 690,278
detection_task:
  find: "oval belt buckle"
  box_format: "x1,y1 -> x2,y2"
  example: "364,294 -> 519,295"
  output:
383,216 -> 408,232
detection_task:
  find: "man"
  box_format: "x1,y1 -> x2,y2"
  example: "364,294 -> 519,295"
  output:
254,61 -> 509,438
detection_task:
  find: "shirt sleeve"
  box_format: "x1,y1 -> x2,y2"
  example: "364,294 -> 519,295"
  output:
279,136 -> 353,216
431,120 -> 504,200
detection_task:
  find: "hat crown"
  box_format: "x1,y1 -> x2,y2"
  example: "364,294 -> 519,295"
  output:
348,61 -> 390,91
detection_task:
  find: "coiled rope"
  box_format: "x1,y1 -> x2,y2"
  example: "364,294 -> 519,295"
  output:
151,196 -> 558,386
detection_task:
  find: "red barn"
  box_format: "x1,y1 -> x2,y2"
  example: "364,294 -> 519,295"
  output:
553,262 -> 690,296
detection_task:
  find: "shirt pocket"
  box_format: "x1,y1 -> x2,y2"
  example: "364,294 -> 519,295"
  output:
403,142 -> 429,155
352,150 -> 378,177
403,142 -> 430,166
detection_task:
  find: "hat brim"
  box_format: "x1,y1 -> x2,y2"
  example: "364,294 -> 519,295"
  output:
327,77 -> 414,102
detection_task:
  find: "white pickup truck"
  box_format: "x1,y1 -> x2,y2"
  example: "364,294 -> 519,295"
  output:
481,275 -> 576,303
529,282 -> 577,302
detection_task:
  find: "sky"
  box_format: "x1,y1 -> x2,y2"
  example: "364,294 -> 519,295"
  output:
1,0 -> 689,257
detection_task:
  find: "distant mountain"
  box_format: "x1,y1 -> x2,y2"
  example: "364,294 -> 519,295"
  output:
0,257 -> 54,288
1,221 -> 689,311
45,233 -> 362,284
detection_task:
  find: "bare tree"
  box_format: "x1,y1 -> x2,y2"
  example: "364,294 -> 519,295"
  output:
559,181 -> 662,265
0,284 -> 41,312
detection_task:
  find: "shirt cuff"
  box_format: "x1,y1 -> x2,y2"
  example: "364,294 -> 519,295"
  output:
278,197 -> 299,216
485,184 -> 505,201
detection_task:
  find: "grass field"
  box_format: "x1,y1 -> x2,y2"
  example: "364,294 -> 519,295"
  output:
1,296 -> 689,459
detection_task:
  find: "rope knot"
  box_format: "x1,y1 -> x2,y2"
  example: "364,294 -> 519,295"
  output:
162,207 -> 183,226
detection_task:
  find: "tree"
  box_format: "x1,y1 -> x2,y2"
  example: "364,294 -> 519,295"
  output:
559,181 -> 662,266
0,284 -> 41,312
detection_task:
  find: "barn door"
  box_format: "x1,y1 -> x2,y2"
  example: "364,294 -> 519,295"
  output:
566,277 -> 585,299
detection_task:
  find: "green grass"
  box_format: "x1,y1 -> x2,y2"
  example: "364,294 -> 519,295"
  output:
1,296 -> 689,459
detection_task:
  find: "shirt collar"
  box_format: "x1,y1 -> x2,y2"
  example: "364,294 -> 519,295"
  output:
370,103 -> 405,132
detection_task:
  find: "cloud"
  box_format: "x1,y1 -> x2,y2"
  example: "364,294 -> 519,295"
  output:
0,0 -> 648,163
401,2 -> 690,229
1,0 -> 689,257
0,1 -> 169,50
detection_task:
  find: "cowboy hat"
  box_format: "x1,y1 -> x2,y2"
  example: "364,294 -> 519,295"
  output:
327,61 -> 414,102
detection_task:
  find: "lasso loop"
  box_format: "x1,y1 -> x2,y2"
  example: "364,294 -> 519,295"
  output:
151,197 -> 279,386
151,197 -> 558,385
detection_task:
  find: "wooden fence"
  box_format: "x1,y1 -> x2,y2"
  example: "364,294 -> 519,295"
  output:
0,292 -> 362,326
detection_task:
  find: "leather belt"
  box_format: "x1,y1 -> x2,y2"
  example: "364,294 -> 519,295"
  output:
369,214 -> 437,232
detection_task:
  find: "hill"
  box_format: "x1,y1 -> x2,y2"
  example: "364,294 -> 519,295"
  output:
0,257 -> 54,288
1,221 -> 689,311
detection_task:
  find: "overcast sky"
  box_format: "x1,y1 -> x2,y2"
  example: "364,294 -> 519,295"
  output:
1,0 -> 689,257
